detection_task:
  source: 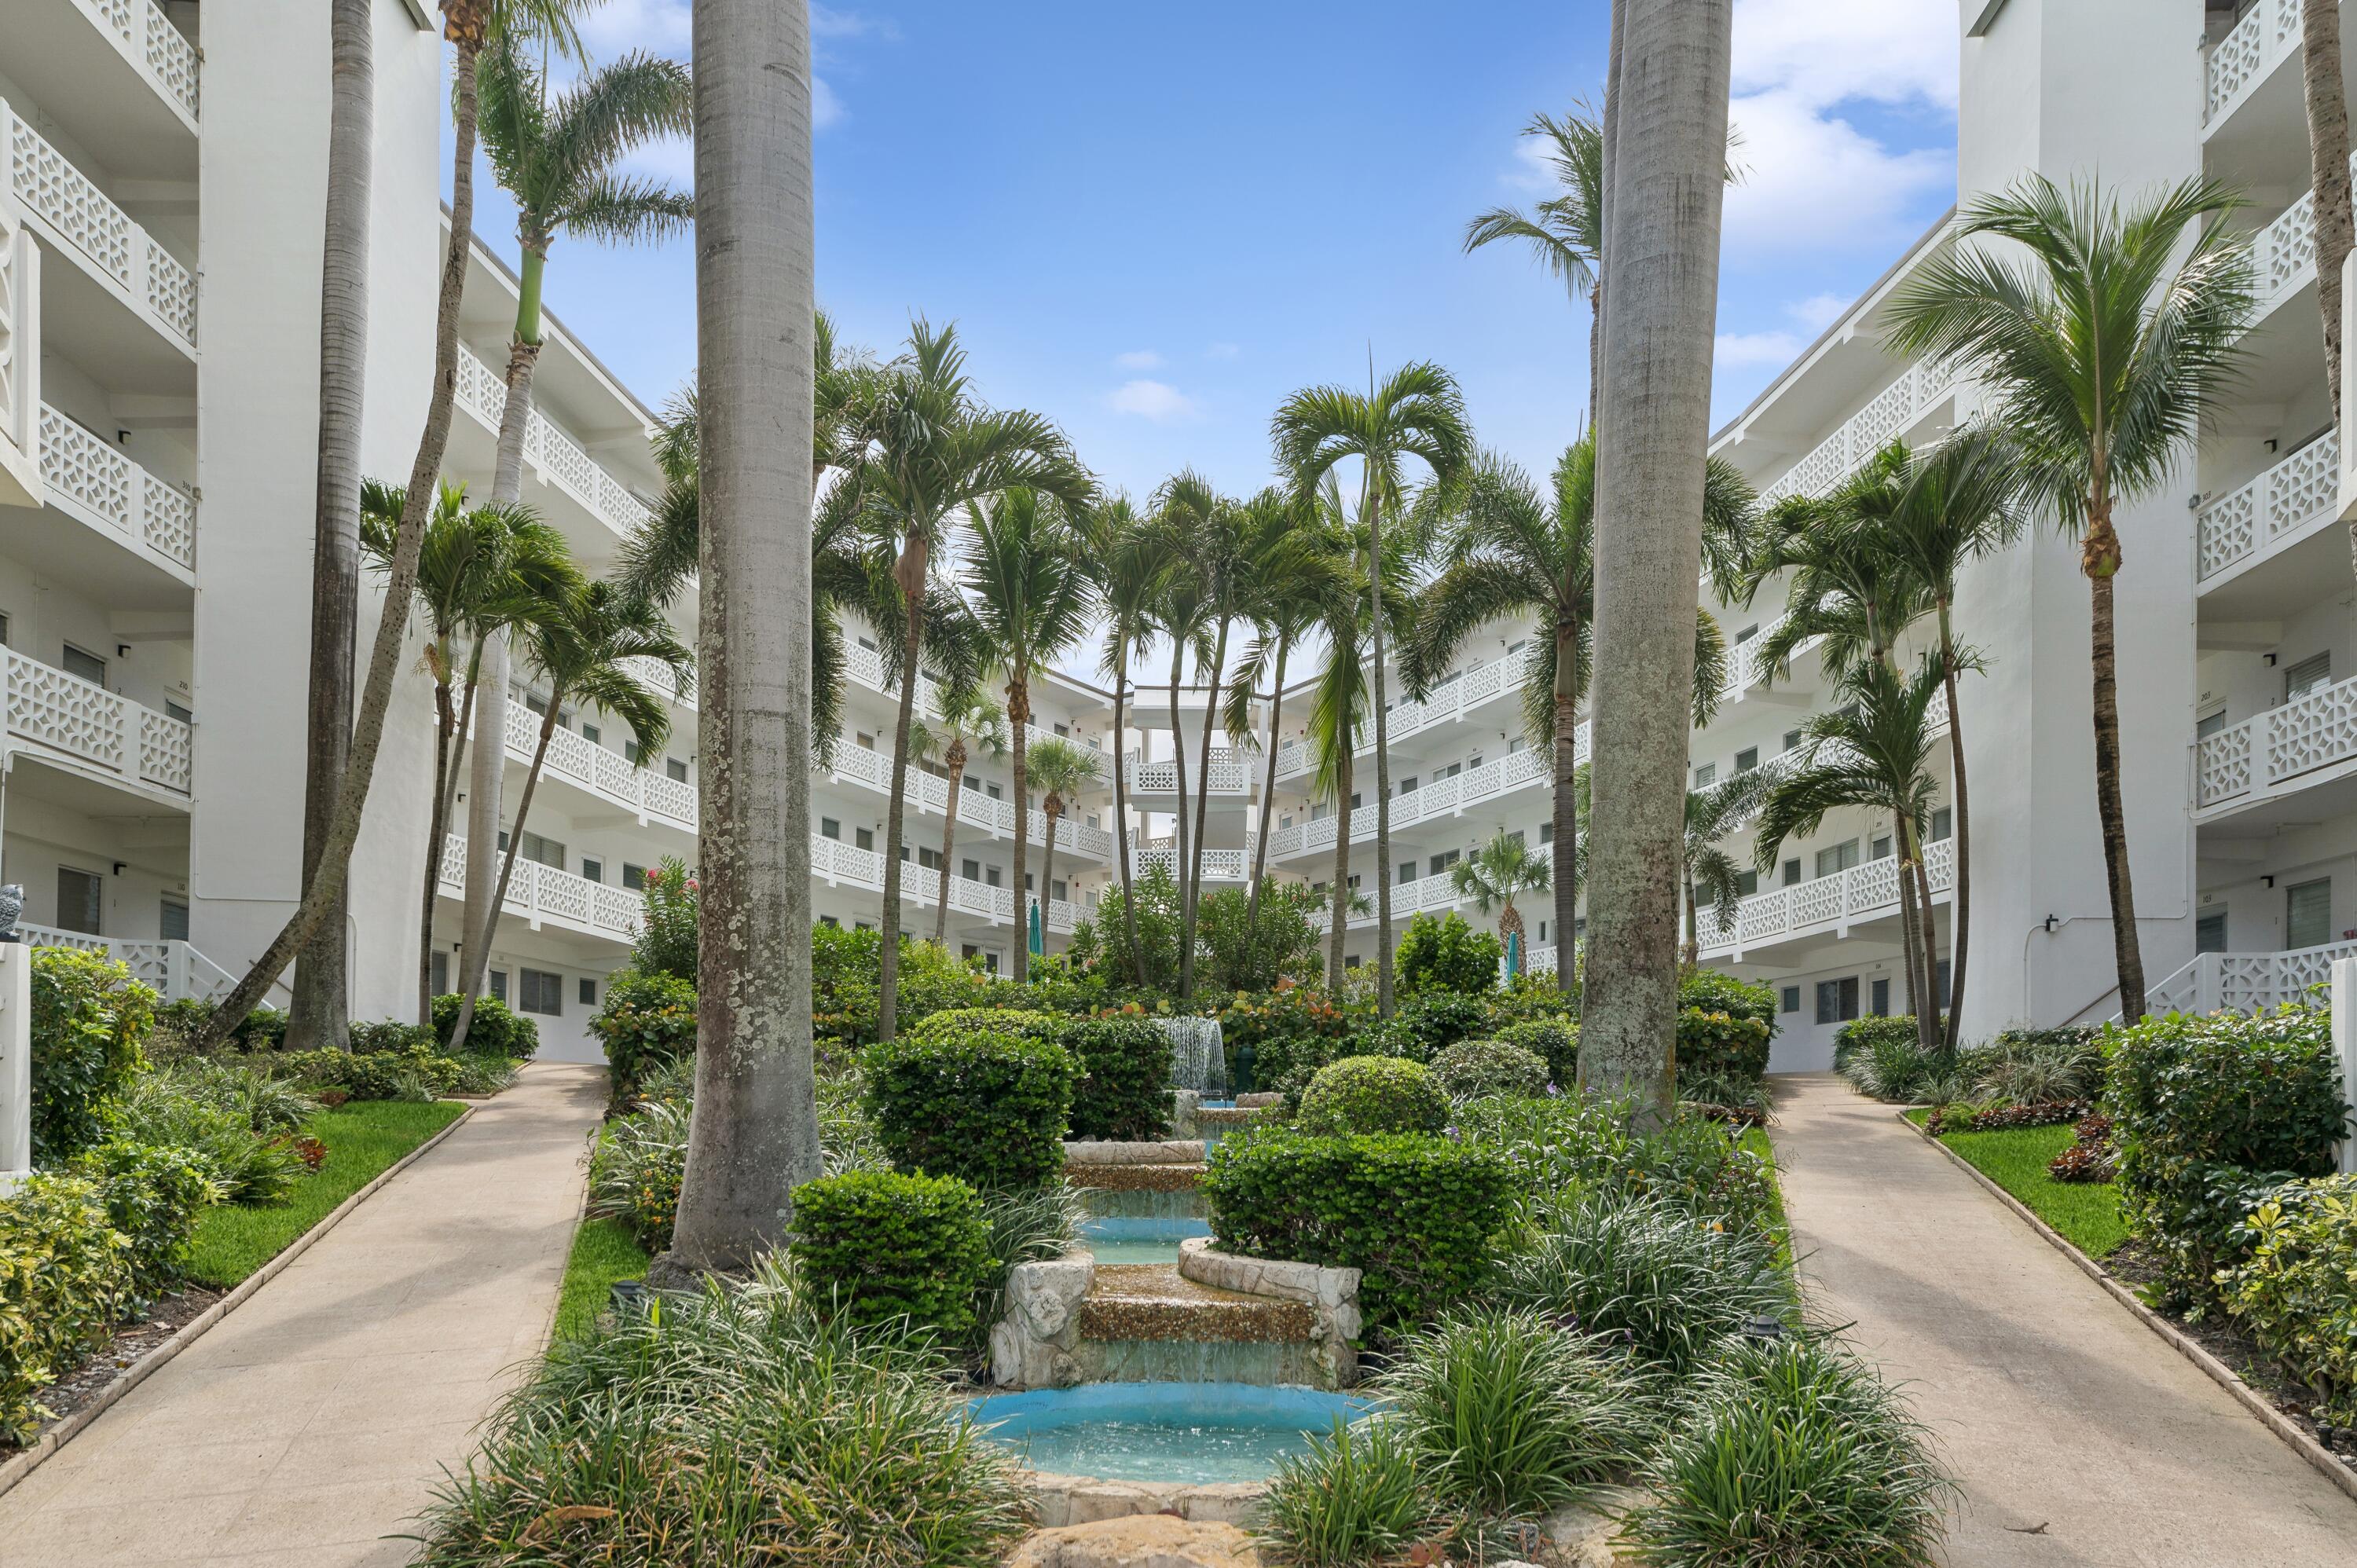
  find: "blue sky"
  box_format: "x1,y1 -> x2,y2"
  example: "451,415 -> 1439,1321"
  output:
464,0 -> 1959,510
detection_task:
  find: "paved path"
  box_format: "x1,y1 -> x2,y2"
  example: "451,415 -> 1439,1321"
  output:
0,1063 -> 606,1567
1769,1072 -> 2357,1568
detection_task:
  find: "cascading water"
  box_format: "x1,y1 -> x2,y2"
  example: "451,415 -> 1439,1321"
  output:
1156,1015 -> 1229,1098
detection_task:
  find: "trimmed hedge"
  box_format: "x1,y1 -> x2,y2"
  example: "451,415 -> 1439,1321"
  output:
1396,913 -> 1501,997
2221,1175 -> 2357,1427
1061,1015 -> 1174,1141
0,1174 -> 136,1443
1494,1019 -> 1578,1090
590,969 -> 698,1091
431,992 -> 538,1059
1676,1009 -> 1772,1084
864,1028 -> 1076,1189
1677,969 -> 1777,1035
789,1169 -> 992,1339
2105,1005 -> 2344,1305
1832,1014 -> 1917,1074
1204,1128 -> 1517,1331
1428,1039 -> 1550,1101
71,1138 -> 217,1296
1298,1057 -> 1450,1136
29,947 -> 155,1163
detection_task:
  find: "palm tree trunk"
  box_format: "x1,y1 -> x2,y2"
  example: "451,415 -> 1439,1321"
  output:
1901,816 -> 1941,1053
932,748 -> 966,946
1365,496 -> 1396,1019
1010,676 -> 1031,983
288,0 -> 373,1053
2304,0 -> 2354,426
2088,562 -> 2146,1022
1041,808 -> 1062,955
471,702 -> 563,1007
1937,599 -> 1971,1052
1327,744 -> 1354,991
1552,614 -> 1581,998
1180,616 -> 1232,998
662,0 -> 822,1278
420,665 -> 478,1024
1112,650 -> 1146,987
877,582 -> 926,1042
191,28 -> 485,1050
416,672 -> 456,1025
1245,640 -> 1290,965
1580,0 -> 1733,1126
1682,878 -> 1699,967
453,631 -> 509,1041
1167,643 -> 1190,951
1894,825 -> 1934,1053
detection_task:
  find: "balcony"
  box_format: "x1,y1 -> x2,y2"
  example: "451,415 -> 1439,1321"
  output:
1274,648 -> 1530,779
2144,938 -> 2353,1015
2192,669 -> 2357,815
1266,746 -> 1551,862
59,0 -> 198,124
37,401 -> 195,576
1705,836 -> 1956,961
2204,0 -> 2305,130
3,100 -> 196,352
825,738 -> 1117,861
1128,833 -> 1256,882
0,197 -> 34,507
500,701 -> 695,833
1754,360 -> 1959,507
18,923 -> 236,1003
810,831 -> 1080,933
2197,428 -> 2338,587
622,653 -> 696,712
1126,750 -> 1252,797
454,345 -> 654,538
5,648 -> 190,799
438,834 -> 645,945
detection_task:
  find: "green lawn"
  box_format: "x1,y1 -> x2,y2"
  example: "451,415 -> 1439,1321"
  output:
1908,1110 -> 2128,1259
553,1215 -> 651,1342
186,1100 -> 467,1288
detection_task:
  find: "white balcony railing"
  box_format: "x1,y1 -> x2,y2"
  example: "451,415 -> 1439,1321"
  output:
2,101 -> 195,348
18,922 -> 239,1002
1705,835 -> 1956,958
1125,752 -> 1252,795
1266,745 -> 1552,861
38,401 -> 195,571
503,702 -> 695,831
1127,833 -> 1256,882
825,738 -> 1116,860
622,653 -> 695,711
0,192 -> 33,502
438,834 -> 645,943
2145,939 -> 2353,1017
1274,649 -> 1523,779
810,830 -> 1079,933
454,345 -> 653,537
2195,670 -> 2357,811
5,649 -> 190,796
2205,0 -> 2300,126
70,0 -> 200,121
1756,359 -> 1959,508
2196,429 -> 2339,581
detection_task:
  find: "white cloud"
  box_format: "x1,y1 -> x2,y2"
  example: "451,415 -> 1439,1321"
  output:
814,76 -> 845,129
1731,0 -> 1958,112
1108,379 -> 1200,422
1115,349 -> 1164,370
1505,134 -> 1556,192
812,4 -> 899,42
1204,342 -> 1241,360
1788,291 -> 1849,332
579,0 -> 856,134
579,0 -> 690,55
1716,329 -> 1806,368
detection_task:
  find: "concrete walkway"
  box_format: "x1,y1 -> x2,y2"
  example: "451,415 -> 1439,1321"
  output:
1770,1072 -> 2357,1568
0,1062 -> 606,1567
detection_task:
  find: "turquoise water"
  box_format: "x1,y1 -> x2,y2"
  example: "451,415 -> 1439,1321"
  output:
969,1382 -> 1373,1483
1081,1213 -> 1209,1264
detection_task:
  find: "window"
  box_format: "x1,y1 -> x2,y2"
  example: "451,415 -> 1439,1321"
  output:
1780,985 -> 1802,1014
2196,909 -> 2227,953
857,731 -> 875,751
963,858 -> 981,882
1051,879 -> 1068,902
1736,623 -> 1758,644
666,757 -> 689,782
581,722 -> 600,746
579,977 -> 597,1006
2195,709 -> 2227,740
1736,869 -> 1758,897
820,818 -> 841,841
61,644 -> 107,687
1783,728 -> 1802,753
1735,746 -> 1758,774
1508,829 -> 1525,848
1398,775 -> 1418,795
522,690 -> 548,716
625,739 -> 641,764
1428,849 -> 1461,877
1815,840 -> 1860,878
1871,976 -> 1890,1016
517,830 -> 566,870
1930,808 -> 1952,842
623,863 -> 648,891
985,866 -> 1003,888
159,896 -> 189,942
856,920 -> 874,932
1398,862 -> 1416,885
55,866 -> 102,935
1538,920 -> 1548,941
855,827 -> 874,852
1936,960 -> 1952,1008
488,969 -> 509,1002
1539,821 -> 1553,844
915,846 -> 941,871
1782,858 -> 1802,887
2285,652 -> 2332,702
1871,834 -> 1893,861
1815,976 -> 1860,1025
0,611 -> 8,645
1054,723 -> 1069,737
432,951 -> 449,993
581,857 -> 603,884
1692,762 -> 1716,789
518,969 -> 563,1016
2288,877 -> 2333,949
166,699 -> 193,724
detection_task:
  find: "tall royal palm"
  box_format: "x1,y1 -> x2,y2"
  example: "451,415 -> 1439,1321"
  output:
841,322 -> 1090,1036
1027,736 -> 1101,958
1887,175 -> 2254,1024
2300,0 -> 2354,427
1465,108 -> 1604,420
1154,472 -> 1251,998
1143,492 -> 1215,962
1088,497 -> 1163,986
966,487 -> 1098,982
458,35 -> 695,1018
359,481 -> 571,1024
1274,363 -> 1473,1015
915,687 -> 1008,946
1450,830 -> 1553,976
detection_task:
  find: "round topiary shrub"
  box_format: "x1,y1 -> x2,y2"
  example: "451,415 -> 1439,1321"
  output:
1297,1056 -> 1450,1136
1676,1008 -> 1772,1083
788,1168 -> 992,1339
1494,1018 -> 1577,1089
589,969 -> 698,1091
1061,1015 -> 1175,1141
904,1006 -> 1060,1046
28,947 -> 155,1163
1429,1039 -> 1551,1101
863,1028 -> 1076,1189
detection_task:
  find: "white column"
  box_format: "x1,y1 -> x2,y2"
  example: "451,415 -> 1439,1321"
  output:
0,943 -> 31,1195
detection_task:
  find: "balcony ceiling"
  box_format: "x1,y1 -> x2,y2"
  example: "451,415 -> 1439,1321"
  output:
7,746 -> 191,822
41,255 -> 196,394
12,500 -> 194,610
2204,20 -> 2348,196
0,2 -> 196,181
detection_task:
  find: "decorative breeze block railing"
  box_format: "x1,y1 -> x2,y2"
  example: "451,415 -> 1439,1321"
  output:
3,650 -> 189,794
1706,835 -> 1956,958
808,830 -> 1076,931
455,345 -> 653,536
2195,429 -> 2338,581
501,700 -> 696,830
2198,671 -> 2357,811
439,834 -> 643,940
2,104 -> 192,347
2140,938 -> 2357,1019
1273,647 -> 1530,779
2204,0 -> 2298,124
1754,359 -> 1959,507
38,402 -> 196,570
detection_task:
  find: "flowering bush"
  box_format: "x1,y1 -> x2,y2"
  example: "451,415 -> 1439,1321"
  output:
591,969 -> 698,1092
633,857 -> 700,983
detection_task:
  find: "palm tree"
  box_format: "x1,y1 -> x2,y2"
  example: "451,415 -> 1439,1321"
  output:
1087,496 -> 1162,987
359,480 -> 571,1023
450,581 -> 693,1050
1450,830 -> 1553,976
914,687 -> 1008,946
834,321 -> 1091,1038
2300,0 -> 2355,427
1274,363 -> 1474,1015
965,486 -> 1098,984
1876,427 -> 2028,1047
1027,736 -> 1101,958
659,0 -> 822,1279
1582,0 -> 1736,1123
1465,108 -> 1605,422
1753,657 -> 1952,1053
1886,174 -> 2255,1024
458,35 -> 695,1017
1143,492 -> 1214,969
1681,768 -> 1775,965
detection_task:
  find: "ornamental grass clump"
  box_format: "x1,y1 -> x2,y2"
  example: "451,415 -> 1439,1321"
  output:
1621,1334 -> 1952,1567
415,1261 -> 1028,1568
1378,1304 -> 1653,1515
1297,1055 -> 1450,1135
1255,1415 -> 1445,1568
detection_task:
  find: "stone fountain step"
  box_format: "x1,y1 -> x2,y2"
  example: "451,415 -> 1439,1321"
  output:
1079,1264 -> 1314,1345
1064,1162 -> 1205,1193
1064,1139 -> 1206,1166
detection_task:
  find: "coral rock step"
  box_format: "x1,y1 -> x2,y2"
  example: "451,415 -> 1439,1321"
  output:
1064,1162 -> 1205,1193
1078,1264 -> 1314,1344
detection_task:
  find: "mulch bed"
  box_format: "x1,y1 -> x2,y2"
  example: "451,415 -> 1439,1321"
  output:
0,1284 -> 224,1460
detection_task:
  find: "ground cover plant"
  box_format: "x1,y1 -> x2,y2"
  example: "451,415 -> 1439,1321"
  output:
1908,1110 -> 2126,1259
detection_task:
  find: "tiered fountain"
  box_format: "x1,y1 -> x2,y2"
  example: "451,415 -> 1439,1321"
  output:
973,1015 -> 1367,1523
